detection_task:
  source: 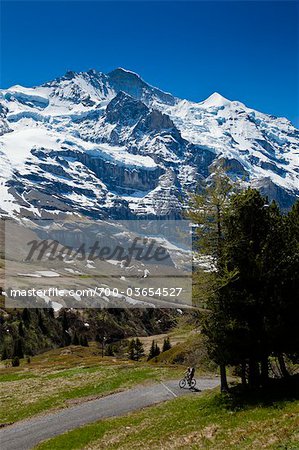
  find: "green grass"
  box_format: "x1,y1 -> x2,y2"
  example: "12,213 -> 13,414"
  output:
0,372 -> 38,382
35,382 -> 299,450
0,344 -> 182,425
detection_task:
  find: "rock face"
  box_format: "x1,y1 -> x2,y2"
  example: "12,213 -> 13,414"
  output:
0,104 -> 11,136
0,67 -> 298,219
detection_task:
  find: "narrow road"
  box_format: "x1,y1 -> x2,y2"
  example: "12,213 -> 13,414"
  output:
0,378 -> 219,450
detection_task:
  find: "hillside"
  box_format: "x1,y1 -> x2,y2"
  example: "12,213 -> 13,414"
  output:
35,377 -> 299,450
0,306 -> 179,360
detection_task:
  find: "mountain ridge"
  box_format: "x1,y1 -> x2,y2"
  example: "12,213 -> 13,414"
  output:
0,67 -> 298,219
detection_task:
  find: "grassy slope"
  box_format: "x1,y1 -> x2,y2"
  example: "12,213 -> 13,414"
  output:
1,319 -> 202,425
0,343 -> 183,425
35,386 -> 299,450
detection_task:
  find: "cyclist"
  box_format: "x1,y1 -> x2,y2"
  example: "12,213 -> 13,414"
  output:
185,366 -> 195,385
185,367 -> 190,380
189,367 -> 195,383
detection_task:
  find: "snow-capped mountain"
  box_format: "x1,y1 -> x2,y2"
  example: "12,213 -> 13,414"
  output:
0,67 -> 298,219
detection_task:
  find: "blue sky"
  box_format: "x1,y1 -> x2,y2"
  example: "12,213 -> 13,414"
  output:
1,1 -> 298,125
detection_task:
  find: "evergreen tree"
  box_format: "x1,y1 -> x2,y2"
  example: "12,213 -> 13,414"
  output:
38,311 -> 47,334
135,338 -> 145,361
62,330 -> 71,347
190,182 -> 297,389
219,189 -> 298,387
148,340 -> 157,360
189,168 -> 234,391
61,310 -> 69,332
13,338 -> 24,359
12,356 -> 20,367
266,200 -> 299,368
48,306 -> 55,318
221,189 -> 271,386
21,308 -> 31,325
1,345 -> 8,361
155,343 -> 160,357
162,337 -> 171,352
105,344 -> 114,356
79,335 -> 89,347
128,339 -> 136,360
72,332 -> 79,345
18,321 -> 25,337
128,338 -> 145,361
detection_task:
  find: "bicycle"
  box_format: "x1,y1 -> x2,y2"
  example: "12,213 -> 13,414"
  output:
179,376 -> 196,389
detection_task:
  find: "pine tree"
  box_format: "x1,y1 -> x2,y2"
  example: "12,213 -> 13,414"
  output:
128,339 -> 136,360
18,321 -> 25,337
147,340 -> 156,360
72,332 -> 79,345
22,308 -> 31,325
188,168 -> 234,391
38,311 -> 47,334
12,356 -> 20,367
105,344 -> 114,356
155,343 -> 160,357
1,345 -> 8,361
162,337 -> 171,352
13,338 -> 24,359
79,335 -> 89,347
135,338 -> 145,361
128,338 -> 145,361
61,310 -> 69,332
221,189 -> 291,387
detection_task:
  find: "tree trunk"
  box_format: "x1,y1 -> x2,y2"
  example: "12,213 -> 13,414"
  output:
241,361 -> 247,386
248,358 -> 260,388
278,354 -> 289,378
220,364 -> 229,392
260,356 -> 269,387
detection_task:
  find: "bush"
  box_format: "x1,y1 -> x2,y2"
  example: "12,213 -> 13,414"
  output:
12,356 -> 20,367
105,344 -> 115,356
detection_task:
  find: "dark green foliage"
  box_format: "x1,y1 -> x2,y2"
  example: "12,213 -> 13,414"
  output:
1,345 -> 8,361
79,335 -> 89,347
0,307 -> 177,360
72,332 -> 79,345
162,337 -> 171,352
105,344 -> 115,356
189,168 -> 234,391
12,356 -> 20,367
61,310 -> 69,331
194,186 -> 299,389
63,330 -> 72,347
13,338 -> 24,359
128,339 -> 136,360
128,338 -> 145,361
147,340 -> 161,360
21,308 -> 31,325
135,338 -> 145,361
38,311 -> 47,334
18,321 -> 25,337
155,343 -> 160,357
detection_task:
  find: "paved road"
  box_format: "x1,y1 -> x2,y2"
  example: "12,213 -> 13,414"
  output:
0,378 -> 219,450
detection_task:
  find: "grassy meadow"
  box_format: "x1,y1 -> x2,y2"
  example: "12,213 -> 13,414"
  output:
35,381 -> 299,450
0,342 -> 183,425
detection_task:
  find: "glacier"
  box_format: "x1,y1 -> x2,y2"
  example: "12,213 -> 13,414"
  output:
0,67 -> 298,220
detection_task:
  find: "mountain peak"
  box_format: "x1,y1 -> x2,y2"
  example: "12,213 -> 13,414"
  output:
108,67 -> 142,81
200,92 -> 231,108
63,70 -> 78,80
115,67 -> 141,77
